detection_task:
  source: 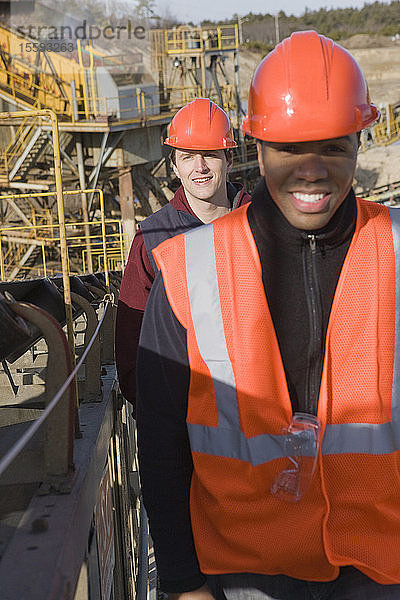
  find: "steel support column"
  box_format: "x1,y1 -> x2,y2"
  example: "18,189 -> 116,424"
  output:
76,135 -> 93,273
234,49 -> 246,162
118,168 -> 136,262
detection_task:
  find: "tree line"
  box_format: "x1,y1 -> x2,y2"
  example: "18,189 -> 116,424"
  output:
201,1 -> 400,53
39,0 -> 400,47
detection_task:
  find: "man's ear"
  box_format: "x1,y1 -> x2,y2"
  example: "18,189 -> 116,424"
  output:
256,141 -> 265,177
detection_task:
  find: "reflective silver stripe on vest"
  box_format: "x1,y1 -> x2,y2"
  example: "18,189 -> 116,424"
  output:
184,212 -> 400,465
322,421 -> 400,455
185,225 -> 240,430
187,424 -> 314,466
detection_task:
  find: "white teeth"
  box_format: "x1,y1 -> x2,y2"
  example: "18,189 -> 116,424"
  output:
293,192 -> 325,203
193,177 -> 211,183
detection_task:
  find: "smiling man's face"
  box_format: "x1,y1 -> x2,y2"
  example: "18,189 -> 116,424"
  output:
257,135 -> 359,230
173,149 -> 231,206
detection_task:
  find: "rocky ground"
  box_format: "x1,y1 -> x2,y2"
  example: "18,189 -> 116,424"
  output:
355,141 -> 400,194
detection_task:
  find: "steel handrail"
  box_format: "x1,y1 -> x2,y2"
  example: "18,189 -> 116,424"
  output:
0,298 -> 111,479
0,188 -> 114,291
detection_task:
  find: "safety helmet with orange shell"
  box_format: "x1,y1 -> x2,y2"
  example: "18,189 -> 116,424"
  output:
165,98 -> 237,150
242,30 -> 380,143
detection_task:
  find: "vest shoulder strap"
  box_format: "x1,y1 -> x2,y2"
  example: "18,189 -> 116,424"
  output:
141,203 -> 200,272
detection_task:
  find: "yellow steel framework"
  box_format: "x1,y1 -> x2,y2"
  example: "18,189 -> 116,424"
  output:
0,217 -> 124,279
0,109 -> 75,355
0,189 -> 123,288
0,24 -> 175,123
359,180 -> 400,204
161,24 -> 238,54
0,24 -> 85,118
372,103 -> 400,145
360,103 -> 400,150
3,113 -> 39,173
150,24 -> 240,117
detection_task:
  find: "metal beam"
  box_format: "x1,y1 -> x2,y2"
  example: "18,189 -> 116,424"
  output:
6,181 -> 50,191
41,51 -> 69,100
5,198 -> 33,226
9,127 -> 43,181
1,235 -> 46,246
88,131 -> 125,183
44,132 -> 79,178
119,168 -> 136,261
8,244 -> 38,279
88,132 -> 109,213
76,134 -> 93,272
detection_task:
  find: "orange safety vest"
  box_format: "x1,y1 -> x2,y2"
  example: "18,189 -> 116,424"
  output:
153,198 -> 400,584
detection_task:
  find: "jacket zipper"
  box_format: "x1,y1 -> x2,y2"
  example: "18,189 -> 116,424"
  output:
303,234 -> 323,416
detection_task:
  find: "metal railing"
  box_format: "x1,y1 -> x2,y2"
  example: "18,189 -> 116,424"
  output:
0,278 -> 150,599
161,24 -> 239,54
0,296 -> 111,479
0,23 -> 239,128
0,109 -> 74,355
0,218 -> 124,279
0,188 -> 123,286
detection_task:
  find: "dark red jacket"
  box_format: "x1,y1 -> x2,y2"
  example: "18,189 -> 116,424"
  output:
115,183 -> 251,412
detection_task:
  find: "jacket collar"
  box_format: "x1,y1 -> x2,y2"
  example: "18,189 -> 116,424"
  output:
170,183 -> 250,217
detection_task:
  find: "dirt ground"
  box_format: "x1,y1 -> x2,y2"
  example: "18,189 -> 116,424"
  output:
237,34 -> 400,192
355,141 -> 400,193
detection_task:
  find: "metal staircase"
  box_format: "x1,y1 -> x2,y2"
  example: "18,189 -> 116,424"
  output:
2,120 -> 74,184
8,126 -> 48,181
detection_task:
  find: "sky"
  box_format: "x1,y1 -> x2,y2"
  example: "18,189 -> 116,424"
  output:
156,0 -> 383,25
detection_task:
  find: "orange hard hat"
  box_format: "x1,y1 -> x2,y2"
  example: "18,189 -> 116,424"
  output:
164,98 -> 237,150
242,30 -> 379,142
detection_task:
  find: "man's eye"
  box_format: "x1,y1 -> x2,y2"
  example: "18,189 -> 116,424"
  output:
326,144 -> 345,152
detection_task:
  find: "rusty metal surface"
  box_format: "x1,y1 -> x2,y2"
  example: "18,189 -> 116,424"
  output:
0,370 -> 116,600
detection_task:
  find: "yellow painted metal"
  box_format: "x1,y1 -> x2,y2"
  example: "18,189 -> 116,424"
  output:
360,183 -> 400,204
0,24 -> 184,125
0,110 -> 74,356
76,39 -> 90,120
118,220 -> 125,273
0,217 -> 123,276
49,110 -> 74,357
158,24 -> 238,54
41,241 -> 47,277
3,117 -> 40,174
360,103 -> 400,151
88,41 -> 98,118
0,25 -> 85,118
97,188 -> 110,294
0,187 -> 123,282
150,23 -> 239,115
0,230 -> 4,280
0,108 -> 82,423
